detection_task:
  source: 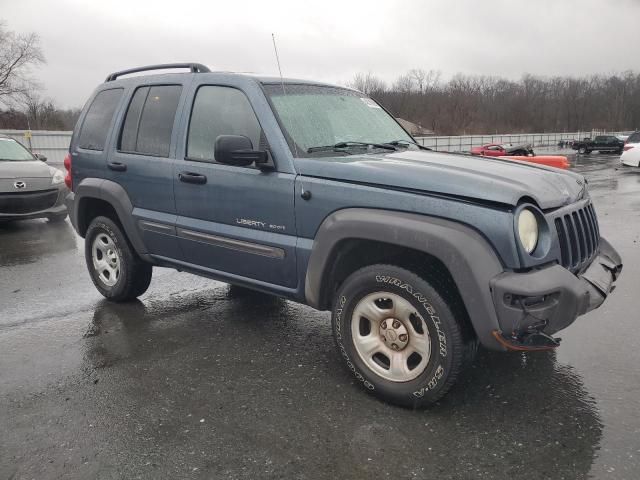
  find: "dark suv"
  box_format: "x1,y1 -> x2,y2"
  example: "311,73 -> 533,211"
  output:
571,135 -> 625,155
65,63 -> 622,407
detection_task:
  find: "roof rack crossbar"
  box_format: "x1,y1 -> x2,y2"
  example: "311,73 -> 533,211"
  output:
105,63 -> 211,82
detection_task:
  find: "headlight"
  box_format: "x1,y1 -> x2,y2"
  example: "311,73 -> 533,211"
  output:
50,167 -> 65,185
517,208 -> 539,253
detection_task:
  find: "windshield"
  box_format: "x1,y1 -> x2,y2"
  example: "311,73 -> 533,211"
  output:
0,138 -> 35,161
265,84 -> 413,157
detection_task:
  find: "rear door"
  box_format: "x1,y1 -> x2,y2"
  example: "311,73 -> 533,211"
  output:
108,82 -> 190,258
173,82 -> 297,287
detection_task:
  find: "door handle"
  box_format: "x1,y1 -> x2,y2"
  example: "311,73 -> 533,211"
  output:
178,172 -> 207,185
108,161 -> 127,172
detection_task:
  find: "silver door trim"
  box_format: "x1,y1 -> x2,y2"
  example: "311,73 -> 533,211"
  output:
177,228 -> 285,259
139,220 -> 177,235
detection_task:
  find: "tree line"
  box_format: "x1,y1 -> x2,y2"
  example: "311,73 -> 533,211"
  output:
348,70 -> 640,135
0,21 -> 80,131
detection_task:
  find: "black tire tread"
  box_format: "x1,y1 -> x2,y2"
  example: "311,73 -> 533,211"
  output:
332,263 -> 471,407
85,216 -> 152,302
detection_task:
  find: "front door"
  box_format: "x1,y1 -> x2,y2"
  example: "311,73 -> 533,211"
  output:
173,85 -> 297,287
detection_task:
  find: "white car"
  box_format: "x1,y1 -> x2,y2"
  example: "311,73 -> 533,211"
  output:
621,131 -> 640,167
621,147 -> 640,167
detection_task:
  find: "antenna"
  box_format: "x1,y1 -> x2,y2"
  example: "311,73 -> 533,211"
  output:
271,33 -> 299,159
271,33 -> 286,95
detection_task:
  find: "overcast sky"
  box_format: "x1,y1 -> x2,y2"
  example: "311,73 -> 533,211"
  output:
2,0 -> 639,107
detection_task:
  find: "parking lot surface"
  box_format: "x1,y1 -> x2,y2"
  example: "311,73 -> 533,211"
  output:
1,154 -> 639,479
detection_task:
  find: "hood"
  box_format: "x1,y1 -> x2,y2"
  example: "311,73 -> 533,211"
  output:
0,160 -> 52,179
296,149 -> 586,210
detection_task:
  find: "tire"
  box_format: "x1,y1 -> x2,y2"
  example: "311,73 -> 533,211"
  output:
578,146 -> 587,154
48,212 -> 68,223
331,264 -> 472,408
85,216 -> 152,302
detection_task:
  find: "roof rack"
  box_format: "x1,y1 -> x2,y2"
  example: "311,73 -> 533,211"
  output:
105,63 -> 211,82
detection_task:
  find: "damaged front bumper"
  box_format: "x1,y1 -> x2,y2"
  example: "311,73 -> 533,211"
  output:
489,237 -> 622,351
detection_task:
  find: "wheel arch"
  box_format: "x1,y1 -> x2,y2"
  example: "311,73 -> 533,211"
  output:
304,208 -> 506,349
72,178 -> 150,260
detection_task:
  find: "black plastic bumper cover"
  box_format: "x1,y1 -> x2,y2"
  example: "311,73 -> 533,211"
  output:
490,237 -> 622,337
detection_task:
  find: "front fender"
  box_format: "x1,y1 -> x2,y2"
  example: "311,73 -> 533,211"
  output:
304,208 -> 506,349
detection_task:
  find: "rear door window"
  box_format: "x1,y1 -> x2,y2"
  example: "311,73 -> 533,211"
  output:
119,85 -> 182,157
77,89 -> 123,151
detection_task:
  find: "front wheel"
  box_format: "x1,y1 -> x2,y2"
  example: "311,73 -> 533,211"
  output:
331,264 -> 471,408
85,216 -> 152,302
578,146 -> 588,154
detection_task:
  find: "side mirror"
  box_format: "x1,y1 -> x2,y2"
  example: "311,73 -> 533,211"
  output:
34,153 -> 47,162
214,135 -> 269,168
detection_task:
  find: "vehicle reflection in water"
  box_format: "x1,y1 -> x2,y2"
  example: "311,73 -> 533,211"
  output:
0,219 -> 78,266
81,288 -> 602,478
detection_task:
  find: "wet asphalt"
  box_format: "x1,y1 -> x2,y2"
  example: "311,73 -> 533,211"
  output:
1,153 -> 639,480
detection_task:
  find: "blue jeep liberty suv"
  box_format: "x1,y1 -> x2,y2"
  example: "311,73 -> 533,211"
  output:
65,63 -> 622,407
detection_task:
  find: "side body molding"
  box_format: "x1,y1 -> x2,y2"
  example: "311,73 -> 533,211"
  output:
304,208 -> 505,348
71,178 -> 151,261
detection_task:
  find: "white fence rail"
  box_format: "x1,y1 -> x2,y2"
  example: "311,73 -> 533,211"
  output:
1,129 -> 634,164
414,130 -> 633,152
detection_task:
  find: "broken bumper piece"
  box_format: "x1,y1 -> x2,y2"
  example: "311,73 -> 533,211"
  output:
489,237 -> 622,351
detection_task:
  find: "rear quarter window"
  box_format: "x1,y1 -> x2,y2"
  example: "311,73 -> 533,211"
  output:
77,89 -> 123,151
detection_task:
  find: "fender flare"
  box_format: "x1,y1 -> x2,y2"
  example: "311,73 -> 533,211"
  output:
304,208 -> 505,349
72,178 -> 150,260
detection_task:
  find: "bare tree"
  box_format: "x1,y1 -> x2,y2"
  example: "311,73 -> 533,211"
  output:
0,21 -> 45,106
371,69 -> 640,135
348,72 -> 386,95
24,92 -> 64,130
393,73 -> 415,93
409,69 -> 441,94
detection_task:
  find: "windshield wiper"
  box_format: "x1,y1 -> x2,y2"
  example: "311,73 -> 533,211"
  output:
385,139 -> 431,150
307,141 -> 397,154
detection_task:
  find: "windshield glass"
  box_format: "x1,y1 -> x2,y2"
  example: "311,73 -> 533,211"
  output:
0,138 -> 35,161
265,84 -> 413,157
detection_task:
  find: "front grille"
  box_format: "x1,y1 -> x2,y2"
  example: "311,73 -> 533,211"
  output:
554,202 -> 600,273
0,189 -> 58,214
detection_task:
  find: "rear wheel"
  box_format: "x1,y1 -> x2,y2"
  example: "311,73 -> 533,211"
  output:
578,146 -> 588,154
331,264 -> 472,408
85,216 -> 152,302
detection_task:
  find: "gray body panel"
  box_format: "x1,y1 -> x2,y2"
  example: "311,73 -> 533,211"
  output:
295,151 -> 586,211
0,160 -> 52,182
